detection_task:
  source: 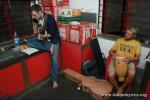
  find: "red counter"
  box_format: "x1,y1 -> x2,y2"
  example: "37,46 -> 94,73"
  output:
26,52 -> 51,84
0,63 -> 25,96
0,40 -> 93,97
0,52 -> 52,97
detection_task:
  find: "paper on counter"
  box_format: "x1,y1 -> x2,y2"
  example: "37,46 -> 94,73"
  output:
21,47 -> 39,55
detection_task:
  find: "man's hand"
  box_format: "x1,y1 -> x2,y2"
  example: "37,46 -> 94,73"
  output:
122,57 -> 130,63
37,34 -> 51,40
112,52 -> 119,59
33,23 -> 39,34
37,34 -> 44,40
43,34 -> 51,38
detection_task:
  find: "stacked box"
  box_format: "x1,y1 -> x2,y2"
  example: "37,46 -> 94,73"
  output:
58,9 -> 72,17
89,23 -> 96,38
69,25 -> 82,44
42,0 -> 69,20
58,23 -> 70,41
57,0 -> 69,8
58,9 -> 81,17
69,22 -> 96,44
42,0 -> 57,6
42,0 -> 57,20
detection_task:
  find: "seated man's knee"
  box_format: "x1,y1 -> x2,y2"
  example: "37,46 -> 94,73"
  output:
128,65 -> 136,79
109,72 -> 115,80
128,70 -> 135,79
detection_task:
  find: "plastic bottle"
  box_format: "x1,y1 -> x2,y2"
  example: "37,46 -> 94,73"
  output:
14,31 -> 20,51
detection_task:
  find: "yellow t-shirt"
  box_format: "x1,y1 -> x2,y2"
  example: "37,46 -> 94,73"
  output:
112,38 -> 141,59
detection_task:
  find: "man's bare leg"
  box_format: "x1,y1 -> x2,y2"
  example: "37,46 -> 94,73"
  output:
117,63 -> 136,94
109,72 -> 119,91
53,81 -> 58,88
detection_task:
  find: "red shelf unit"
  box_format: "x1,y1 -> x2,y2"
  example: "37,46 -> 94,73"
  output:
61,40 -> 94,73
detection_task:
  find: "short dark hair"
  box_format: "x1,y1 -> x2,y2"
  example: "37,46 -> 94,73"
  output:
31,4 -> 42,12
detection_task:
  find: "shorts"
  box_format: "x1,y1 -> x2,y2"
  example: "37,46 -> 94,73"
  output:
108,58 -> 135,73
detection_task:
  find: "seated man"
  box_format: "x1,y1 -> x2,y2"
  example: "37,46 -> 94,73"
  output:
108,27 -> 141,94
28,4 -> 60,88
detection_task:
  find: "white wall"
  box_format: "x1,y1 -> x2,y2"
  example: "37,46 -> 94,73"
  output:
97,37 -> 150,69
69,0 -> 99,13
69,0 -> 103,33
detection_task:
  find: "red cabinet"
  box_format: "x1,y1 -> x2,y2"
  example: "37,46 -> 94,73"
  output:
0,63 -> 25,96
61,40 -> 94,73
26,52 -> 51,84
0,51 -> 61,97
0,40 -> 92,97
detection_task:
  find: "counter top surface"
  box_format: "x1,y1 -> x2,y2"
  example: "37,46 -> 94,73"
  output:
0,48 -> 46,70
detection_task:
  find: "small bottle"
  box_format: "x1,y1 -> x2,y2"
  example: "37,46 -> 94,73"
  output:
14,31 -> 20,51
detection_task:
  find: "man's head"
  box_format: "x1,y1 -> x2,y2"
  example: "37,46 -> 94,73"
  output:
31,4 -> 44,21
124,27 -> 138,40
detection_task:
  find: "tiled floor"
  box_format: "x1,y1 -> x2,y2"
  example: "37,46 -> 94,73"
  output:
19,75 -> 92,100
15,71 -> 145,100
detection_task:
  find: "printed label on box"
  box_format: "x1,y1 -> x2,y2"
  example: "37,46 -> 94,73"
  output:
70,30 -> 80,43
58,23 -> 70,41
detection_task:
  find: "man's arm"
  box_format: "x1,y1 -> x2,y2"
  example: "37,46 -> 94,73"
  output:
109,39 -> 120,59
109,49 -> 119,59
33,22 -> 39,36
130,54 -> 140,62
42,34 -> 51,38
123,54 -> 140,64
129,42 -> 141,63
37,33 -> 51,40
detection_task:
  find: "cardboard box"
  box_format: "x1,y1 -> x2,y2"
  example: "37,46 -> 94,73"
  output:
58,9 -> 81,17
58,0 -> 69,8
69,25 -> 82,44
41,0 -> 57,6
58,23 -> 70,41
69,22 -> 96,44
58,9 -> 72,17
42,0 -> 69,20
42,0 -> 69,8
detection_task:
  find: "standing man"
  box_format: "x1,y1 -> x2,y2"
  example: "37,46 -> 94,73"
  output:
108,27 -> 141,94
28,4 -> 60,88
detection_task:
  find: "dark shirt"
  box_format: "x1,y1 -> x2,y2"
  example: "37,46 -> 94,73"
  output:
46,14 -> 60,44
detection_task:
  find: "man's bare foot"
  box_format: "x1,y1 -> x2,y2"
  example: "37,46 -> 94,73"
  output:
53,81 -> 58,89
116,88 -> 123,96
